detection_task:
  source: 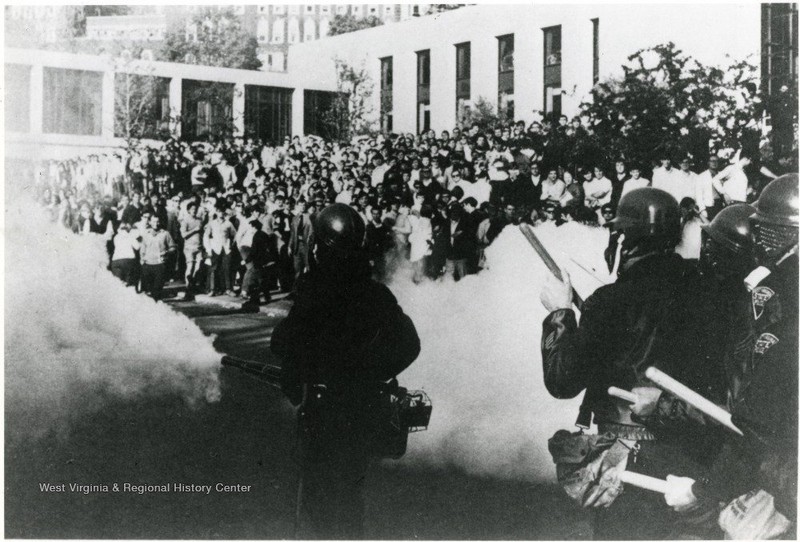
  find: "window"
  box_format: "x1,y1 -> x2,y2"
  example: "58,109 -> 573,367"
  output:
417,49 -> 430,86
257,18 -> 269,42
762,3 -> 798,95
245,85 -> 293,144
5,64 -> 30,132
304,90 -> 340,139
543,26 -> 563,116
498,34 -> 514,72
182,80 -> 233,140
304,17 -> 316,41
497,35 -> 514,120
321,5 -> 330,13
288,17 -> 300,43
272,18 -> 285,43
416,50 -> 430,133
337,5 -> 347,14
289,5 -> 300,15
306,5 -> 314,12
380,56 -> 393,133
273,5 -> 285,15
455,42 -> 471,125
592,18 -> 600,83
43,68 -> 103,135
543,25 -> 561,66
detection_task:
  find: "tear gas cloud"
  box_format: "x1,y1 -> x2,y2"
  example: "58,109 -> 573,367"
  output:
5,199 -> 222,440
388,222 -> 613,482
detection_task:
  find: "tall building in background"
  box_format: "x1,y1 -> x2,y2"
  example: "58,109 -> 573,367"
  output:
74,4 -> 460,72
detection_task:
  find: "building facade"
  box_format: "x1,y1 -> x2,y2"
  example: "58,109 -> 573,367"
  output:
289,3 -> 762,134
4,47 -> 338,160
81,4 -> 453,73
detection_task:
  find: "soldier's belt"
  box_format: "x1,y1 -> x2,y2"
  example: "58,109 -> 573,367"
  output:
597,423 -> 657,441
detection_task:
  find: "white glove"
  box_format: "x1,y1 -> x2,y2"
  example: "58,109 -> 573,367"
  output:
664,475 -> 699,512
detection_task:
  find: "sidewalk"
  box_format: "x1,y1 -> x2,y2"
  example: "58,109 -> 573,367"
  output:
164,279 -> 293,317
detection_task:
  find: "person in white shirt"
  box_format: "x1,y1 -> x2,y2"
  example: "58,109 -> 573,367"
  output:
620,165 -> 651,198
672,156 -> 699,203
652,157 -> 678,198
712,154 -> 751,205
584,167 -> 613,210
694,155 -> 722,220
540,169 -> 566,205
370,154 -> 389,187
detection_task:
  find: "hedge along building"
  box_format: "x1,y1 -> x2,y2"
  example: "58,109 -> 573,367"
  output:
4,46 -> 339,161
288,3 -> 762,135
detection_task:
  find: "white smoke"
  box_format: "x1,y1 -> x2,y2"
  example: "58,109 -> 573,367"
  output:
388,221 -> 613,482
5,199 -> 222,439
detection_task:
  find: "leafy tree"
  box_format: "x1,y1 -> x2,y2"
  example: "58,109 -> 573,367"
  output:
321,59 -> 377,142
328,14 -> 383,36
458,96 -> 503,131
580,42 -> 764,170
159,8 -> 261,70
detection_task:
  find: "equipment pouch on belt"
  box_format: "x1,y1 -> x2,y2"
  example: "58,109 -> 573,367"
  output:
298,379 -> 432,462
548,430 -> 629,508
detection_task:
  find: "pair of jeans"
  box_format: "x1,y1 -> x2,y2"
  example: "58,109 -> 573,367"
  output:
141,263 -> 166,300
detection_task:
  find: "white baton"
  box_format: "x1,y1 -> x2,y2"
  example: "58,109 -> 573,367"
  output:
645,367 -> 743,436
620,471 -> 668,494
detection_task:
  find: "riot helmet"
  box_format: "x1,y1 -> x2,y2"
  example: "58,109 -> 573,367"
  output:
314,203 -> 366,253
751,174 -> 799,266
699,203 -> 756,283
606,188 -> 681,273
311,203 -> 370,280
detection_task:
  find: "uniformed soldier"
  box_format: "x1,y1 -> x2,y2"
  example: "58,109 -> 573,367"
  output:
271,203 -> 421,540
629,203 -> 759,444
663,174 -> 798,538
539,187 -> 723,539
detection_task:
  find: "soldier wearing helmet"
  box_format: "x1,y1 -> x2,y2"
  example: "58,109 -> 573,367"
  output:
539,187 -> 724,539
271,203 -> 421,539
663,174 -> 798,536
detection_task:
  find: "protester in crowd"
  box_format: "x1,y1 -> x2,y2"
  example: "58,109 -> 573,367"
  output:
139,213 -> 176,301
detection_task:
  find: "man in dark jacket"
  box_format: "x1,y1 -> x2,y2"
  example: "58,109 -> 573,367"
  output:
241,218 -> 272,311
539,188 -> 723,539
444,202 -> 475,281
272,203 -> 420,539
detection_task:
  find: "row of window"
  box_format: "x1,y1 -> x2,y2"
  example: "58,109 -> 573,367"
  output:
4,65 -> 301,143
256,5 -> 403,17
379,22 -> 600,133
256,16 -> 330,44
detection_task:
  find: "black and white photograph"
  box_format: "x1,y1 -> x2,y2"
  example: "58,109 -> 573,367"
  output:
3,2 -> 799,539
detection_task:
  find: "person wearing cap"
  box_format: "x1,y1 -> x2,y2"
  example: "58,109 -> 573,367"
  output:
271,204 -> 420,539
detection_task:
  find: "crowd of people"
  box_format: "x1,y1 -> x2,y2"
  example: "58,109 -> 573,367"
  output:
30,115 -> 774,307
21,111 -> 797,540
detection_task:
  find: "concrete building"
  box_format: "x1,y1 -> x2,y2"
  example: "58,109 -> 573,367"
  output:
85,14 -> 168,42
4,5 -> 84,45
4,47 -> 337,160
81,4 -> 457,73
289,3 -> 763,134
